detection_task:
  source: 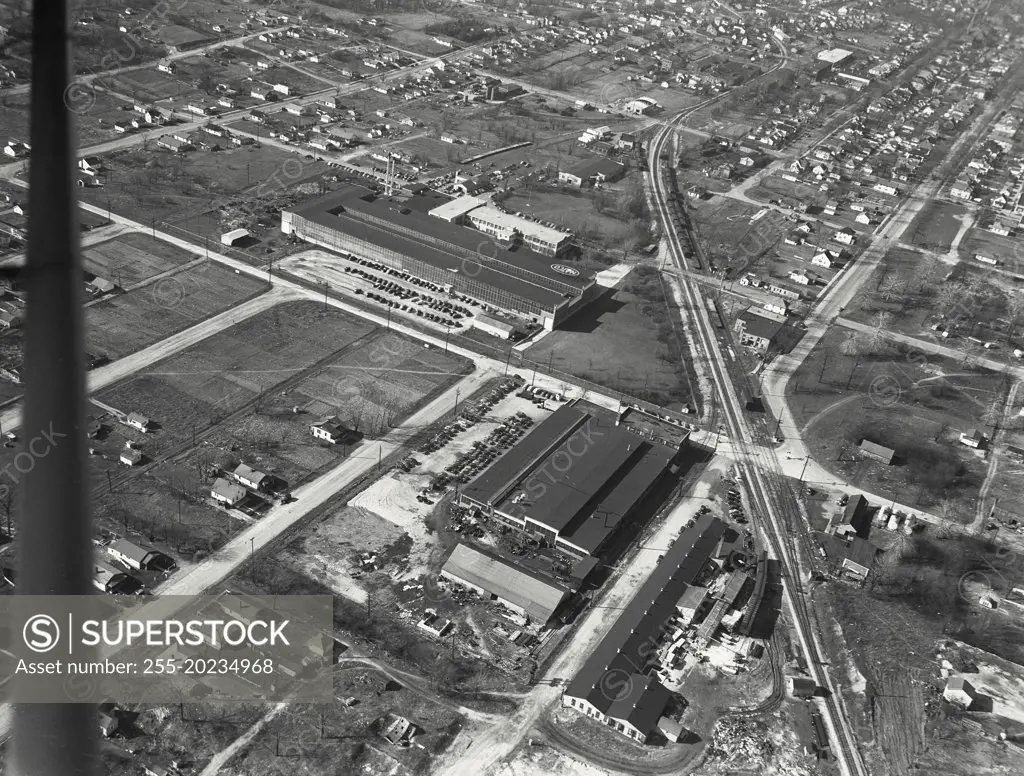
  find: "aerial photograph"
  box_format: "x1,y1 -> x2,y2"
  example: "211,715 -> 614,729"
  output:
3,0 -> 1024,774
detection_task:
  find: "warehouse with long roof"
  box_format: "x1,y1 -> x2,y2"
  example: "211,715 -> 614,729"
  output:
281,185 -> 599,329
459,401 -> 683,559
562,514 -> 727,742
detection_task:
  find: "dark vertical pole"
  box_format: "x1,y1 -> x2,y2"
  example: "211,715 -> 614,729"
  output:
14,0 -> 98,774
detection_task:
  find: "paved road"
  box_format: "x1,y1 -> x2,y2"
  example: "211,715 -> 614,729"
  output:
156,365 -> 496,598
429,41 -> 797,776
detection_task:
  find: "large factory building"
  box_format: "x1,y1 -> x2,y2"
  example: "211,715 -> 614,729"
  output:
281,186 -> 598,330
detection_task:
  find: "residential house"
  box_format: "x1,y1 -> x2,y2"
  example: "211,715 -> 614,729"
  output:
811,250 -> 839,269
233,463 -> 270,491
125,413 -> 150,432
733,308 -> 786,354
833,227 -> 856,245
828,495 -> 871,539
211,477 -> 247,507
310,416 -> 354,445
788,677 -> 817,698
119,447 -> 143,467
960,428 -> 985,449
558,158 -> 627,188
107,539 -> 175,572
819,533 -> 878,583
943,677 -> 979,709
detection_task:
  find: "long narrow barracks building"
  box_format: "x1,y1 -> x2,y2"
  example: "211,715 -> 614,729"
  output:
281,186 -> 599,329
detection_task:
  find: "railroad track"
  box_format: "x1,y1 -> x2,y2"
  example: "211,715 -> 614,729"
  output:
647,62 -> 869,775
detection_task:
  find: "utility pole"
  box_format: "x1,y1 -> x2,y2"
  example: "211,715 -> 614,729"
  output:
444,325 -> 450,353
377,445 -> 382,471
151,216 -> 156,238
504,346 -> 513,376
453,388 -> 460,417
798,456 -> 810,485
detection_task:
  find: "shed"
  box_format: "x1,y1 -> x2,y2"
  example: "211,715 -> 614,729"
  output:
220,228 -> 250,246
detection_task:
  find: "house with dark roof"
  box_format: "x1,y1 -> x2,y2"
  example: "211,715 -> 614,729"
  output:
310,416 -> 354,445
858,439 -> 894,464
107,539 -> 175,572
558,157 -> 627,188
562,515 -> 726,742
828,494 -> 871,539
233,463 -> 270,491
734,308 -> 785,353
818,533 -> 878,583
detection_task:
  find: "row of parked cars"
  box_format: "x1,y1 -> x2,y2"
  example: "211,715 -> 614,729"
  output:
445,413 -> 535,485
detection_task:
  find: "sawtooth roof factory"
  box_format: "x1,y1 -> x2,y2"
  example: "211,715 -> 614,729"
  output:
281,186 -> 598,330
459,401 -> 685,560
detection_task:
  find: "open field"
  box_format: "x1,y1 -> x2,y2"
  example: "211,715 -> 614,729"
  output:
102,66 -> 200,103
690,195 -> 789,274
525,266 -> 697,410
845,245 -> 1024,356
79,143 -> 332,238
747,175 -> 828,209
83,232 -> 195,286
501,174 -> 649,253
959,226 -> 1024,270
0,87 -> 138,147
903,200 -> 968,252
100,702 -> 269,776
86,260 -> 267,359
824,544 -> 1024,776
158,24 -> 213,48
788,326 -> 1009,516
157,328 -> 471,499
96,300 -> 379,464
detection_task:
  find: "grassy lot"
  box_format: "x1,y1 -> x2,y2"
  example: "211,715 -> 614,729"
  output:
822,532 -> 1024,776
843,246 -> 945,331
100,703 -> 269,776
902,200 -> 967,252
157,329 -> 471,496
0,87 -> 135,147
501,173 -> 650,253
788,326 -> 1010,516
79,144 -> 333,237
845,245 -> 1024,354
102,67 -> 199,103
689,195 -> 789,274
83,232 -> 195,287
158,24 -> 213,48
525,266 -> 697,410
227,672 -> 464,776
958,226 -> 1024,270
747,175 -> 827,209
96,301 -> 379,464
86,260 -> 267,360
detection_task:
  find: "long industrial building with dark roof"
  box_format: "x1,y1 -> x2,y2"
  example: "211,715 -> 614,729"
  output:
562,514 -> 727,742
458,401 -> 683,559
281,186 -> 599,329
